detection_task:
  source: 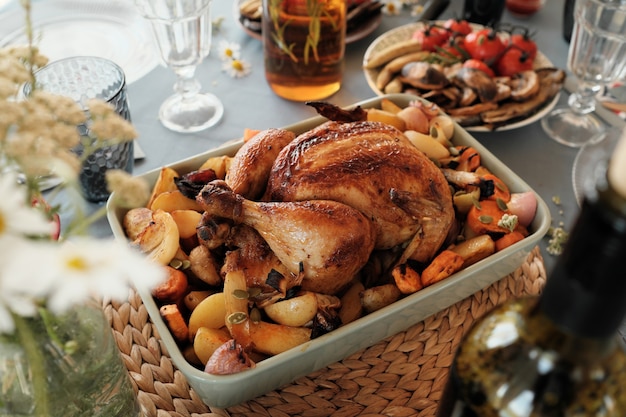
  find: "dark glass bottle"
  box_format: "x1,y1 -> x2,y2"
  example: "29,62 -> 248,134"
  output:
563,0 -> 575,42
463,0 -> 506,27
436,140 -> 626,416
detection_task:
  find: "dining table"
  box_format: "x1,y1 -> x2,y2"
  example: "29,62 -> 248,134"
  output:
2,0 -> 626,415
0,0 -> 614,274
122,0 -> 607,275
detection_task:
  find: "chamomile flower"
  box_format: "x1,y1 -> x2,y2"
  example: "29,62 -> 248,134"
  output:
223,58 -> 252,78
218,40 -> 242,61
409,4 -> 424,17
35,238 -> 166,314
0,239 -> 58,332
381,0 -> 403,15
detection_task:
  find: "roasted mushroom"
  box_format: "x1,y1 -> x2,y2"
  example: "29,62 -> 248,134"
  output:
400,62 -> 450,90
455,67 -> 498,103
509,70 -> 540,101
481,68 -> 566,125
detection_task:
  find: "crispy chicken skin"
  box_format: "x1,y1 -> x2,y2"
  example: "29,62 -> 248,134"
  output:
225,128 -> 296,200
197,180 -> 376,295
265,120 -> 454,262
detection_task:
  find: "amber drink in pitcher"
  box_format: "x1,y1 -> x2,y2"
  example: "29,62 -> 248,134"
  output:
262,0 -> 346,101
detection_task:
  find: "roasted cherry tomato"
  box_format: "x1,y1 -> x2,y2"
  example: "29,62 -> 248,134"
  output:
443,18 -> 473,36
509,32 -> 538,60
463,28 -> 506,63
439,35 -> 468,59
463,58 -> 495,78
494,46 -> 534,77
411,24 -> 450,52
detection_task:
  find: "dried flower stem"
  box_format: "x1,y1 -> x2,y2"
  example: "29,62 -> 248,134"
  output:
12,313 -> 49,417
20,0 -> 36,88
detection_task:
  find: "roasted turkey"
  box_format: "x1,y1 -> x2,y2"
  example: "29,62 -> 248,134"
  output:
264,120 -> 455,263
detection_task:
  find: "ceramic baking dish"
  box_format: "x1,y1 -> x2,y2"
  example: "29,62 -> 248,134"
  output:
107,93 -> 551,408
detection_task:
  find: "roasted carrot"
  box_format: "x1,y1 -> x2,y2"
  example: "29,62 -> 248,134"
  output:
456,146 -> 481,172
152,265 -> 188,303
482,173 -> 511,202
391,263 -> 423,294
515,224 -> 530,237
243,128 -> 261,142
421,250 -> 464,287
466,200 -> 510,235
495,231 -> 526,251
160,304 -> 189,342
475,166 -> 491,176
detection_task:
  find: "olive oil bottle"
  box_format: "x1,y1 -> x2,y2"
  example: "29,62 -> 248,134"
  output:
436,130 -> 626,417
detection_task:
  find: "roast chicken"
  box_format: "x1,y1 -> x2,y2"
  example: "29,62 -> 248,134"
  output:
264,120 -> 455,263
197,180 -> 376,295
196,119 -> 454,294
225,128 -> 296,200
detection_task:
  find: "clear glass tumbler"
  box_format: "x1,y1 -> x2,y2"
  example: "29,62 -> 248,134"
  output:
134,0 -> 224,133
541,0 -> 626,147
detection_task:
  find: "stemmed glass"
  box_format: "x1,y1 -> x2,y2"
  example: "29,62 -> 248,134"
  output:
572,126 -> 620,206
134,0 -> 224,133
541,0 -> 626,147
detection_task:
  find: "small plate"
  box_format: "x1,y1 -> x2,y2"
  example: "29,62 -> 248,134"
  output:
234,0 -> 382,45
0,0 -> 159,84
363,22 -> 560,132
346,12 -> 383,44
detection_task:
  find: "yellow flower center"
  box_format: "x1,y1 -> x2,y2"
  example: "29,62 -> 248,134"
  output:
225,48 -> 234,58
66,256 -> 88,271
232,60 -> 244,71
0,212 -> 5,235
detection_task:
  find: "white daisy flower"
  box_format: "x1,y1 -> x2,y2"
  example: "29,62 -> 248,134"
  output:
0,172 -> 56,240
218,40 -> 242,61
382,0 -> 403,15
222,58 -> 252,78
0,236 -> 166,334
35,238 -> 166,314
0,238 -> 58,332
409,4 -> 424,17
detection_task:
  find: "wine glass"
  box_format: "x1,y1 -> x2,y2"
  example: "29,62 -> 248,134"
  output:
133,0 -> 224,133
572,126 -> 621,207
541,0 -> 626,147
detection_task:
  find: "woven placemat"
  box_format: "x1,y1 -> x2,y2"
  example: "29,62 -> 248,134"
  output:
104,246 -> 546,417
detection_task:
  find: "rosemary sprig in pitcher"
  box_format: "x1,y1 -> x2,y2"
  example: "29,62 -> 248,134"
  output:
268,0 -> 341,65
269,0 -> 298,62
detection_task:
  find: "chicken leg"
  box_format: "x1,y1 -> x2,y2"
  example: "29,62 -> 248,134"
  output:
197,180 -> 376,294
